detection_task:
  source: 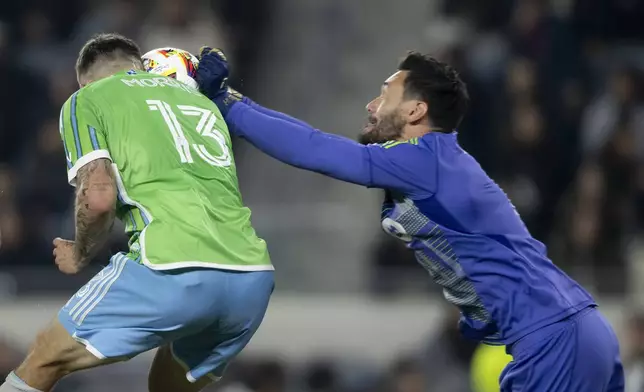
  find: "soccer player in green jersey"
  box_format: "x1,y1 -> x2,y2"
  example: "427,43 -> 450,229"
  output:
0,34 -> 274,392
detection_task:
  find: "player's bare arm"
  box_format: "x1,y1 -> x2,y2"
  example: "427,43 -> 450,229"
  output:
55,158 -> 116,274
74,158 -> 116,264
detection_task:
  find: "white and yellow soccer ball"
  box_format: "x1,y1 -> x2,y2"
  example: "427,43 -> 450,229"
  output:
142,47 -> 199,89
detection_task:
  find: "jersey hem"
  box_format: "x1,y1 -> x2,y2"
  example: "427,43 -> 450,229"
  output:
142,258 -> 275,272
68,149 -> 112,186
482,300 -> 596,346
70,332 -> 107,359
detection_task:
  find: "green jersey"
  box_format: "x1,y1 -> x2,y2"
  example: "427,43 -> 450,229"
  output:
59,70 -> 272,271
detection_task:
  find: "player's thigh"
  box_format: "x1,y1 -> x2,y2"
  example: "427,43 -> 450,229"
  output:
570,308 -> 623,391
170,271 -> 274,383
593,311 -> 624,392
58,254 -> 169,360
501,307 -> 621,392
58,254 -> 244,362
148,346 -> 211,392
15,318 -> 121,391
606,360 -> 625,392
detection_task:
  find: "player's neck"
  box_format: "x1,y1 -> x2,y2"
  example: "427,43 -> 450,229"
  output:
83,63 -> 143,84
401,123 -> 433,140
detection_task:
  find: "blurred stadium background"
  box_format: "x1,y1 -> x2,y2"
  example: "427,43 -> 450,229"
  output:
1,0 -> 644,391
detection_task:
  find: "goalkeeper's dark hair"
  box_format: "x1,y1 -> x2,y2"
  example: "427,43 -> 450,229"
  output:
76,33 -> 143,77
398,52 -> 469,132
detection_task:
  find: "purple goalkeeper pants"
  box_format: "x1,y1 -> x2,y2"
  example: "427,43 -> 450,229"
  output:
500,306 -> 624,392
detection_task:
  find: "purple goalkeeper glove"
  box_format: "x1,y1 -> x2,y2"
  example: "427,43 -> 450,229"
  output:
195,47 -> 242,117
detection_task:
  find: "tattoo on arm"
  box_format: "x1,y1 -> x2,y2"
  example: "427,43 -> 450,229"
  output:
74,158 -> 117,266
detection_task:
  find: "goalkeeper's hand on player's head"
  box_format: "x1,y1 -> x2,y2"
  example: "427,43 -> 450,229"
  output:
196,47 -> 243,117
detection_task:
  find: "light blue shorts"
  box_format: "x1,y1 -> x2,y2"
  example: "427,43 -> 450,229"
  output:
58,253 -> 274,382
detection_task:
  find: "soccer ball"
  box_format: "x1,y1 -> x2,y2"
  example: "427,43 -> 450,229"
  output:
142,47 -> 199,89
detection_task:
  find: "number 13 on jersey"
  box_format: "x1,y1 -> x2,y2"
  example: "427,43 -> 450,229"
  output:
147,100 -> 231,167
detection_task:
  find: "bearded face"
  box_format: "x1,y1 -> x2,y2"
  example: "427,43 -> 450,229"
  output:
362,70 -> 416,145
358,109 -> 406,145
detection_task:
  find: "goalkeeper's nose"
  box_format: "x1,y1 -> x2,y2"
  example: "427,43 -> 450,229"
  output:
366,96 -> 381,113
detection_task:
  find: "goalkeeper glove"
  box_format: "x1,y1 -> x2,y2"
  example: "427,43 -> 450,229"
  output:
195,47 -> 242,117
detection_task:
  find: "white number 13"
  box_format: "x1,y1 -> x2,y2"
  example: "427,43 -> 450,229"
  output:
147,100 -> 231,167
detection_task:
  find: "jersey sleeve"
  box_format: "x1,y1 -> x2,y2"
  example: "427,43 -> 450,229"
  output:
364,141 -> 437,198
225,102 -> 436,198
59,91 -> 111,186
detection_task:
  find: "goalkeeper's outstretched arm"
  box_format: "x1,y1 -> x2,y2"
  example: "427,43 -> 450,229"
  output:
225,101 -> 435,198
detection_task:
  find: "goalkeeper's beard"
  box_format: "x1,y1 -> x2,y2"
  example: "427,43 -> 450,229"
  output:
358,110 -> 406,145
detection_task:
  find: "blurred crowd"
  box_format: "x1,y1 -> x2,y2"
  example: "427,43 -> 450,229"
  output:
1,0 -> 644,390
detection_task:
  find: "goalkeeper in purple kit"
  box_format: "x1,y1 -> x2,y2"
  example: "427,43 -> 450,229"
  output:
195,47 -> 625,391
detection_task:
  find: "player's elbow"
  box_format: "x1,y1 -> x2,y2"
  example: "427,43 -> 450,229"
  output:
77,158 -> 117,214
86,186 -> 117,214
